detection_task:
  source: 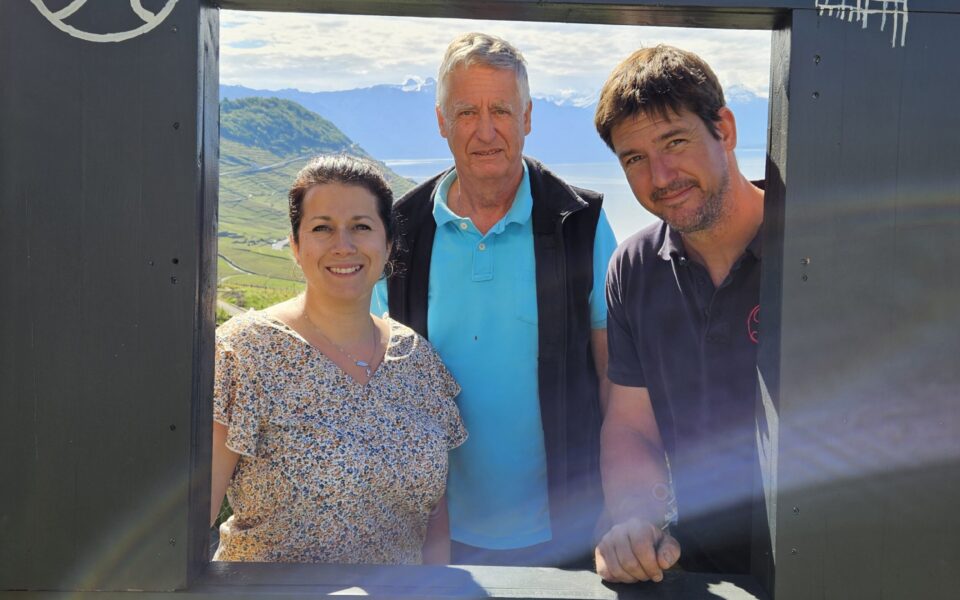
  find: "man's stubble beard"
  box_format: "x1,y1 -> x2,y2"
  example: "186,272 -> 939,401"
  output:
665,168 -> 731,235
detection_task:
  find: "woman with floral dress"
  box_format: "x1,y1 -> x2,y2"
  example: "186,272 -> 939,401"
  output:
210,155 -> 466,564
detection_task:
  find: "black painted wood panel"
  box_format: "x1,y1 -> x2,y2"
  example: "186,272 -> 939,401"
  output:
771,9 -> 960,600
218,0 -> 959,22
751,20 -> 792,597
219,0 -> 791,29
188,4 -> 221,586
0,0 -> 208,591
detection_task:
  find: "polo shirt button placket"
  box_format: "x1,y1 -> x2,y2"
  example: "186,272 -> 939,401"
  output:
472,237 -> 493,281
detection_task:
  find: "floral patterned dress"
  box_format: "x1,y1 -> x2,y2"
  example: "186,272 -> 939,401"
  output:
212,311 -> 466,564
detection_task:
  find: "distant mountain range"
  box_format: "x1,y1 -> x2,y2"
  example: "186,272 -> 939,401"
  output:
221,79 -> 770,164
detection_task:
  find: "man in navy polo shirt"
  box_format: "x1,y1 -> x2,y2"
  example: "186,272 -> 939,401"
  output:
591,46 -> 765,582
374,33 -> 617,566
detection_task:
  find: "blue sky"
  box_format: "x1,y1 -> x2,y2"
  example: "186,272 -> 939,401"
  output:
220,11 -> 772,104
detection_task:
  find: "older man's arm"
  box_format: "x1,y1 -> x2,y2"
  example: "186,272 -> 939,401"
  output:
588,207 -> 617,414
422,494 -> 452,564
595,383 -> 680,583
591,328 -> 611,415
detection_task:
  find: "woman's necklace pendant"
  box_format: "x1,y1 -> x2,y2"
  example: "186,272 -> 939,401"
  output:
301,310 -> 379,380
355,360 -> 372,377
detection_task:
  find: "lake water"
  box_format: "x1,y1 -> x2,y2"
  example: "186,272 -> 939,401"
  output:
385,148 -> 766,242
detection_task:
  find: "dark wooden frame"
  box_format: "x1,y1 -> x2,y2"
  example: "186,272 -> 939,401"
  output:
3,1 -> 958,599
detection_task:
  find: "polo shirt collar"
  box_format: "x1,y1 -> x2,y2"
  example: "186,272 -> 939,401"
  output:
657,224 -> 686,261
432,162 -> 532,234
657,223 -> 763,262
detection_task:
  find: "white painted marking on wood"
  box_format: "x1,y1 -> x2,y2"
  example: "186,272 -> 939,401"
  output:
815,0 -> 909,47
130,0 -> 158,22
51,0 -> 86,20
30,0 -> 179,43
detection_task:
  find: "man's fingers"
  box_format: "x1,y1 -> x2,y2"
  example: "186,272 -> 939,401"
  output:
606,519 -> 660,582
595,539 -> 638,583
594,546 -> 612,581
611,530 -> 651,582
595,520 -> 674,584
657,532 -> 682,570
625,521 -> 663,582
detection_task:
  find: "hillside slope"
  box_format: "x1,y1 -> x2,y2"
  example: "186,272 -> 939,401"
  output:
218,97 -> 413,299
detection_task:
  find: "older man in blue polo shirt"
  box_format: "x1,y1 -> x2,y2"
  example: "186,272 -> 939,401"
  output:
592,45 -> 765,583
373,32 -> 616,567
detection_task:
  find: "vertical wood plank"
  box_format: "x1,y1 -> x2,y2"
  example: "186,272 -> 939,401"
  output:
0,0 -> 206,591
774,8 -> 960,600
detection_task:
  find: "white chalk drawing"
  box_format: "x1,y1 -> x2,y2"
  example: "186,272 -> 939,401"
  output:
815,1 -> 909,48
30,0 -> 179,43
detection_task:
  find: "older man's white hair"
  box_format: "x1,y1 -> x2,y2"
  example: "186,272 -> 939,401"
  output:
435,32 -> 531,118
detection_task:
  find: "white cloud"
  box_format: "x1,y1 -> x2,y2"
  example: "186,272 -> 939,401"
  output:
220,11 -> 771,99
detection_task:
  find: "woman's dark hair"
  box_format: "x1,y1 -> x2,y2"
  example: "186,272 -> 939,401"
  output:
288,154 -> 395,244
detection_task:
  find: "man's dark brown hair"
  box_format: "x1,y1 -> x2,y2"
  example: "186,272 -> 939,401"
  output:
594,45 -> 726,151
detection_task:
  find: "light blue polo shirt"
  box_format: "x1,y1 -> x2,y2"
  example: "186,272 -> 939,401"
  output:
373,163 -> 616,549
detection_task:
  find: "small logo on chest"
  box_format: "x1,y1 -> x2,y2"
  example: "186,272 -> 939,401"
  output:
747,305 -> 760,344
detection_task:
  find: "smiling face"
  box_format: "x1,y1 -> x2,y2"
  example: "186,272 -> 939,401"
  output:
436,64 -> 531,185
290,182 -> 390,305
610,107 -> 736,234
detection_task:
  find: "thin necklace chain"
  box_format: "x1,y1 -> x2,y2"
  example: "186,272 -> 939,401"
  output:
303,313 -> 379,378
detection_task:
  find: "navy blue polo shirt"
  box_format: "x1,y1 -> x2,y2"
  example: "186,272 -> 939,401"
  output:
606,221 -> 761,574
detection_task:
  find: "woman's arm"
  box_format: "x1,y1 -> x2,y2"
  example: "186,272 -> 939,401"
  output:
210,421 -> 241,527
422,494 -> 451,564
